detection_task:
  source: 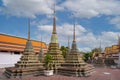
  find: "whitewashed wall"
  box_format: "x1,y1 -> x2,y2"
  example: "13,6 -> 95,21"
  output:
0,52 -> 21,68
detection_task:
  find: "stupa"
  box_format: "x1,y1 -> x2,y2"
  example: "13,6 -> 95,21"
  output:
92,41 -> 105,67
47,5 -> 64,73
93,54 -> 105,67
59,22 -> 94,77
4,20 -> 44,78
38,36 -> 44,63
65,37 -> 71,58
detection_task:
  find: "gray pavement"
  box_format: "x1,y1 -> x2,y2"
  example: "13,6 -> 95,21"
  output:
0,68 -> 120,80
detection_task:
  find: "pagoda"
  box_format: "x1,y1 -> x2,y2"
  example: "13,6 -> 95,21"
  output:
92,41 -> 106,67
47,5 -> 64,73
59,22 -> 94,77
38,36 -> 44,63
4,20 -> 44,78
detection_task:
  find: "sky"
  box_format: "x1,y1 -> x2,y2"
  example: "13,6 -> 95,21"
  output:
0,0 -> 120,52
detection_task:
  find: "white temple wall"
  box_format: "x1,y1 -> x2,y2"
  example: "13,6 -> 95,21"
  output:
0,52 -> 21,68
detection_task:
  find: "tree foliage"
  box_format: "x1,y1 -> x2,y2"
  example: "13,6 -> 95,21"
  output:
60,46 -> 68,58
82,48 -> 101,62
82,52 -> 93,61
44,54 -> 53,70
60,45 -> 101,62
91,48 -> 101,53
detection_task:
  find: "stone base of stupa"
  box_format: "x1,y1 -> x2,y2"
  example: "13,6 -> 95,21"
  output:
4,53 -> 45,78
4,67 -> 45,78
58,63 -> 94,77
4,61 -> 45,78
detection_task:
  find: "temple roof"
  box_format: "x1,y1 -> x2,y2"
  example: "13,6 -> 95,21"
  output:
0,33 -> 47,53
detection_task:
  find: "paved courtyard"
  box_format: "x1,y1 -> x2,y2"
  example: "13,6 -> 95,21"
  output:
0,67 -> 120,80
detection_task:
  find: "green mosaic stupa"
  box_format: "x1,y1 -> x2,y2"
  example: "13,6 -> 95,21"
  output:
59,22 -> 94,77
47,5 -> 64,71
4,20 -> 44,78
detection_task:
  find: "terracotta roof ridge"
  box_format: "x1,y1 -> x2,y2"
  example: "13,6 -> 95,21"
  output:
0,33 -> 46,44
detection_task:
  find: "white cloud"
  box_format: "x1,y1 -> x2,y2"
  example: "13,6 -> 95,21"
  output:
79,47 -> 91,52
0,0 -> 56,18
37,23 -> 88,47
1,0 -> 120,18
37,23 -> 86,38
61,0 -> 120,18
1,0 -> 120,28
1,0 -> 120,52
57,23 -> 86,36
100,31 -> 118,41
36,33 -> 51,44
79,31 -> 120,52
99,31 -> 119,47
78,32 -> 98,48
37,23 -> 120,52
110,16 -> 120,29
38,25 -> 52,33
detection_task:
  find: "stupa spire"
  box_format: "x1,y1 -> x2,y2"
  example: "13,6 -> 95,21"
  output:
40,35 -> 44,54
73,22 -> 76,42
50,4 -> 58,43
67,37 -> 70,54
99,39 -> 102,52
24,19 -> 34,52
28,19 -> 30,40
38,35 -> 44,62
41,35 -> 42,47
68,37 -> 70,48
71,21 -> 77,51
52,3 -> 56,34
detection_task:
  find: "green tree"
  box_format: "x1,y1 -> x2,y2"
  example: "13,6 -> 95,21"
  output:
82,50 -> 94,61
44,54 -> 53,70
60,46 -> 68,58
91,48 -> 101,53
82,52 -> 92,61
82,48 -> 102,62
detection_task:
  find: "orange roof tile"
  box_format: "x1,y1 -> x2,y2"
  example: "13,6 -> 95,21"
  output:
0,33 -> 47,53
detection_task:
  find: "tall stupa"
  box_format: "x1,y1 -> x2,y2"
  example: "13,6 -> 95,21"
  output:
65,37 -> 71,58
47,5 -> 64,70
38,36 -> 44,63
59,22 -> 94,77
4,19 -> 44,78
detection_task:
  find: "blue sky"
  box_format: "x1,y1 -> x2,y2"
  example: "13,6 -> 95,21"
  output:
0,0 -> 120,52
